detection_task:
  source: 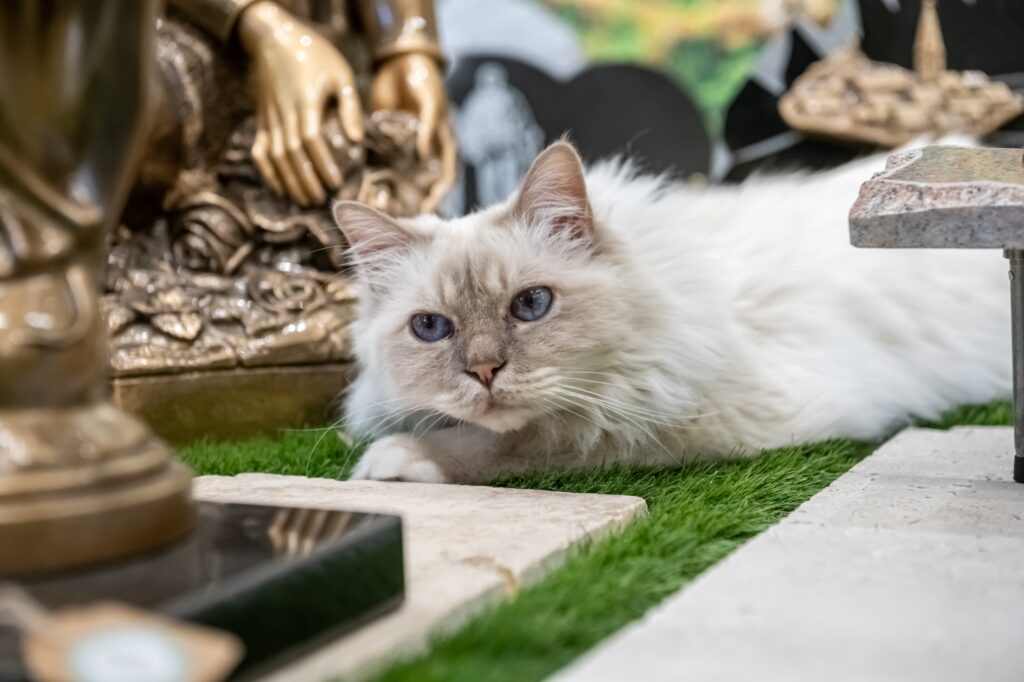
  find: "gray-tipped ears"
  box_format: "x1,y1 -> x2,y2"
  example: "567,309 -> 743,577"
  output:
332,200 -> 415,257
513,141 -> 593,239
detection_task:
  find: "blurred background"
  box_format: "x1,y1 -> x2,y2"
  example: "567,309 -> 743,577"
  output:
435,0 -> 1024,214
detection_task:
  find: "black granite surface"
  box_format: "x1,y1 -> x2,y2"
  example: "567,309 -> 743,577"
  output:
0,502 -> 404,681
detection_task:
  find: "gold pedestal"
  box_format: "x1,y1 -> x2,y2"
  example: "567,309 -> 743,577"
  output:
112,365 -> 353,445
0,403 -> 194,577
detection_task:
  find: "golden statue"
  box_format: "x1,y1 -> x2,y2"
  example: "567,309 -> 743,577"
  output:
164,0 -> 455,212
0,0 -> 193,576
0,0 -> 455,574
106,0 -> 455,441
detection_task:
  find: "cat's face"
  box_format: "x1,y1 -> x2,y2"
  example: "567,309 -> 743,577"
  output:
336,143 -> 629,433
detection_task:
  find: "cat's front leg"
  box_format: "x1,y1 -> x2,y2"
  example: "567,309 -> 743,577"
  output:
350,433 -> 448,483
350,426 -> 512,484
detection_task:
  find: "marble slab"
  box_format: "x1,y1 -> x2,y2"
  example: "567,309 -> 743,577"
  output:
849,145 -> 1024,248
554,427 -> 1024,682
194,474 -> 647,681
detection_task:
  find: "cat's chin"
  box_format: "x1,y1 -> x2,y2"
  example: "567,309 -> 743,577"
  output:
464,406 -> 534,434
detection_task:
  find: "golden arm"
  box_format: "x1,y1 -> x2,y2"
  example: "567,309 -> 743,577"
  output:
358,0 -> 455,212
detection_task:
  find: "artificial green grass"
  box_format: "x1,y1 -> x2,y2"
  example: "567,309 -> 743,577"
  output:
178,428 -> 359,479
175,399 -> 1012,682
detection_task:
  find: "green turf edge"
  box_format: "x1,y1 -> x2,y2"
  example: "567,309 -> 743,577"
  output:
370,440 -> 876,682
370,400 -> 1014,682
174,399 -> 1011,682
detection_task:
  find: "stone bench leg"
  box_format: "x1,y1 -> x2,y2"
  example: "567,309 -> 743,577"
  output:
1006,250 -> 1024,483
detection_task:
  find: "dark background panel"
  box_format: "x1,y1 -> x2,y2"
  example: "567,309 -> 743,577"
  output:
859,0 -> 1024,76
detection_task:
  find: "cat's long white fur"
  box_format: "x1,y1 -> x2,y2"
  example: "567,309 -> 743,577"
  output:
589,146 -> 1008,449
338,140 -> 1011,483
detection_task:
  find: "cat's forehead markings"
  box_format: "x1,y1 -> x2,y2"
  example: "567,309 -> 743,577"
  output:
478,251 -> 513,295
432,253 -> 509,311
439,272 -> 463,307
432,255 -> 475,306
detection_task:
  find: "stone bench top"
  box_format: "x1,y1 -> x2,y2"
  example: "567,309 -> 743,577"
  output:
849,145 -> 1024,249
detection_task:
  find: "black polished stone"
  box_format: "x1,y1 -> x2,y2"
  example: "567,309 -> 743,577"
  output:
0,502 -> 404,681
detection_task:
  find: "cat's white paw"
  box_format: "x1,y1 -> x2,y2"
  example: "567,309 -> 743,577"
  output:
350,435 -> 447,483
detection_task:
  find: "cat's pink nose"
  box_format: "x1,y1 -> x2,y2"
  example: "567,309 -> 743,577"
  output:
467,360 -> 505,389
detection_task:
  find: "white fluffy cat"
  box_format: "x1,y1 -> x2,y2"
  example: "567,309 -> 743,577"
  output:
333,140 -> 1010,484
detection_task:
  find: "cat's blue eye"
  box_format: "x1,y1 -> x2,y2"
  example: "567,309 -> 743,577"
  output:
511,286 -> 553,322
410,313 -> 453,342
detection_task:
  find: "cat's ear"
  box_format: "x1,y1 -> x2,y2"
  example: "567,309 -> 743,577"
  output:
333,200 -> 418,262
513,141 -> 594,239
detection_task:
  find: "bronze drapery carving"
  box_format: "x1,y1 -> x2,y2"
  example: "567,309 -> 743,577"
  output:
105,0 -> 455,440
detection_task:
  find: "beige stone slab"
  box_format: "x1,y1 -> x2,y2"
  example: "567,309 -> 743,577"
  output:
555,427 -> 1024,682
849,145 -> 1024,249
193,474 -> 646,681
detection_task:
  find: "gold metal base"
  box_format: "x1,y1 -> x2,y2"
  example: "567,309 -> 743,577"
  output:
112,364 -> 353,444
0,462 -> 193,577
0,404 -> 195,577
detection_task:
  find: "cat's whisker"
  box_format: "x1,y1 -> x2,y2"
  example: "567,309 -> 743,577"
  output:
409,410 -> 439,436
369,407 -> 425,437
339,395 -> 410,418
303,412 -> 358,476
413,411 -> 451,443
410,408 -> 450,438
551,392 -> 680,466
344,399 -> 407,425
558,376 -> 628,390
522,366 -> 560,383
533,396 -> 563,420
342,401 -> 427,444
545,392 -> 602,429
559,372 -> 666,398
319,269 -> 354,290
280,423 -> 346,434
550,388 -> 680,463
559,372 -> 702,410
558,375 -> 658,398
560,370 -> 697,396
533,397 -> 570,471
554,385 -> 680,427
338,398 -> 417,435
579,393 -> 687,427
560,370 -> 636,379
550,388 -> 658,439
531,399 -> 565,427
565,391 -> 678,424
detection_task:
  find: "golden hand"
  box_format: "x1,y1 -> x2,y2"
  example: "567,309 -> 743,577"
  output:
371,52 -> 456,213
238,1 -> 363,206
